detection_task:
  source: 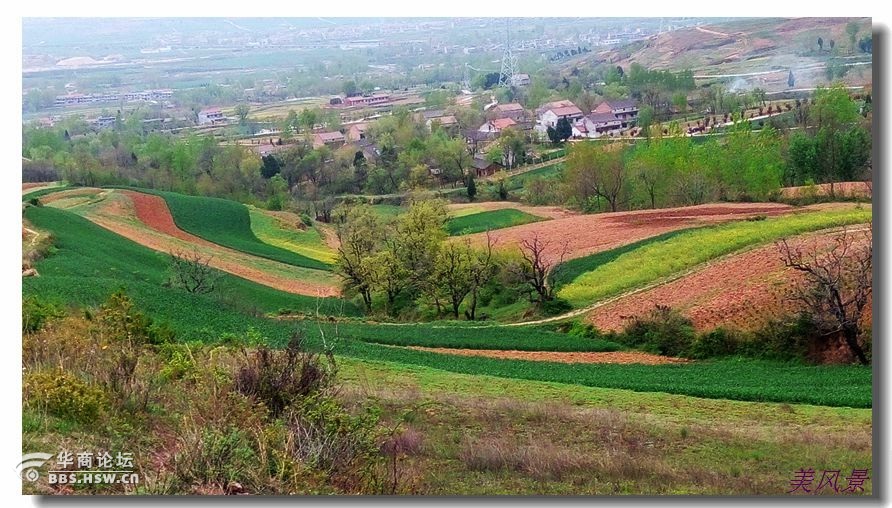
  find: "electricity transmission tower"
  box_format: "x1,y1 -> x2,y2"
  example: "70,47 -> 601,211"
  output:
498,18 -> 518,88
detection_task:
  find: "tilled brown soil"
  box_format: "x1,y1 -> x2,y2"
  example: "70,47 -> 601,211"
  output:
466,202 -> 794,263
407,346 -> 689,365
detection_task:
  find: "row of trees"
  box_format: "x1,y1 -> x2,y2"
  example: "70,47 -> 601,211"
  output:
541,85 -> 871,212
333,200 -> 498,319
333,199 -> 570,319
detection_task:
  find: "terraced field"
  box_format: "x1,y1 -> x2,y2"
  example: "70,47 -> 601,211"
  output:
586,227 -> 872,332
134,188 -> 330,271
466,202 -> 796,263
557,205 -> 871,307
247,207 -> 338,265
41,189 -> 340,297
23,202 -> 871,408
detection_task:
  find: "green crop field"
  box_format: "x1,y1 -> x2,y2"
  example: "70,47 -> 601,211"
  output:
132,189 -> 331,271
558,207 -> 873,306
337,322 -> 624,352
247,207 -> 337,265
553,229 -> 698,288
368,204 -> 404,220
446,208 -> 544,236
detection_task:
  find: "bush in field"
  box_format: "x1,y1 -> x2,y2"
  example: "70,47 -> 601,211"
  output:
24,369 -> 105,424
685,328 -> 744,359
234,333 -> 335,418
621,305 -> 695,357
22,295 -> 63,333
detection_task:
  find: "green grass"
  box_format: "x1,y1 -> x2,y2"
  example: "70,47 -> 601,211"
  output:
337,358 -> 870,427
558,207 -> 873,307
247,207 -> 336,265
23,205 -> 872,408
368,204 -> 404,220
503,162 -> 564,191
132,189 -> 330,271
446,209 -> 544,236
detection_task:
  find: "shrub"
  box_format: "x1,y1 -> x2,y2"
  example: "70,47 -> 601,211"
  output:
621,305 -> 695,357
22,295 -> 63,333
285,394 -> 383,480
172,425 -> 258,490
685,328 -> 743,359
234,333 -> 335,418
300,213 -> 314,227
24,369 -> 105,424
540,297 -> 572,316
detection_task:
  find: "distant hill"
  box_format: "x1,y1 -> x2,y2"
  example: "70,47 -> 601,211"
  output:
567,17 -> 872,92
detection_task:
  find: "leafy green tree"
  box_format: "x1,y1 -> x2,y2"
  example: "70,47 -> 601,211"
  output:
554,117 -> 572,143
333,205 -> 383,312
235,104 -> 251,126
818,37 -> 824,51
260,154 -> 281,179
637,105 -> 654,137
846,22 -> 859,53
466,173 -> 477,201
342,80 -> 358,97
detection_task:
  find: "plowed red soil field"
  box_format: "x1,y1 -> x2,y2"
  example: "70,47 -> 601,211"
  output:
122,190 -> 217,246
586,227 -> 872,332
466,202 -> 794,263
407,346 -> 689,365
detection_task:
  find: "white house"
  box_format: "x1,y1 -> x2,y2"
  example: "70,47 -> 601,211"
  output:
534,101 -> 583,135
572,113 -> 623,139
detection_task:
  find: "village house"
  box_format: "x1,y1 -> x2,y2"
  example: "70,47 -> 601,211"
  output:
198,107 -> 226,126
345,122 -> 370,142
427,115 -> 459,131
478,117 -> 518,134
313,131 -> 346,149
344,94 -> 390,107
490,103 -> 526,122
572,112 -> 623,139
471,156 -> 502,178
534,100 -> 583,135
592,99 -> 639,128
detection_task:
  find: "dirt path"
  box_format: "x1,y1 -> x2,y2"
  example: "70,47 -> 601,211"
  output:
466,202 -> 794,263
695,26 -> 731,37
70,191 -> 341,297
407,346 -> 689,365
506,223 -> 871,327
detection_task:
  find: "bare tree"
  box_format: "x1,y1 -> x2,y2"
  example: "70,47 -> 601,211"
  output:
776,226 -> 872,364
509,233 -> 569,303
465,232 -> 498,321
167,249 -> 221,294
